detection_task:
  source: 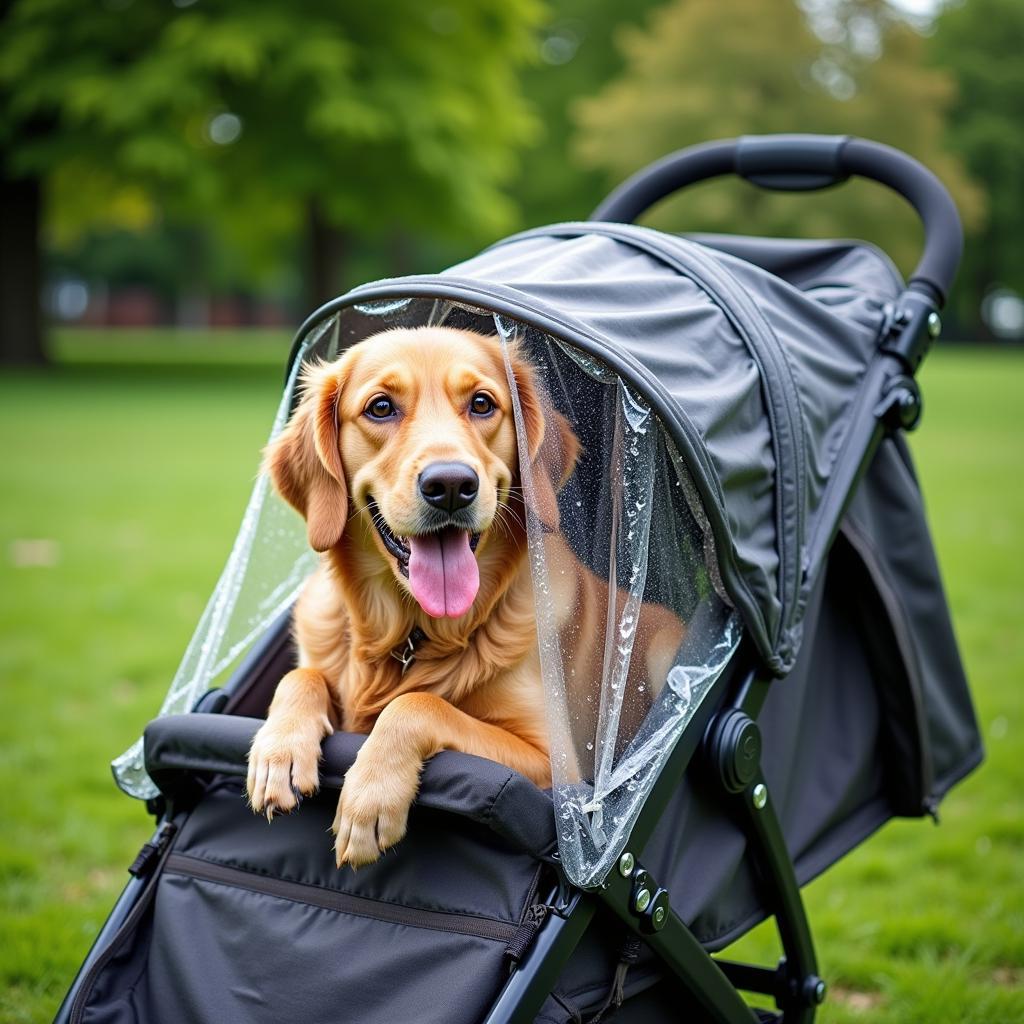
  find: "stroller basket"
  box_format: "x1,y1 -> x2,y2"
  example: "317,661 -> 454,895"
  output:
60,135 -> 981,1024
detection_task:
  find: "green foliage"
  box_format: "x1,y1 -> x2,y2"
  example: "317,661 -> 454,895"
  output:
930,0 -> 1024,319
572,0 -> 983,278
0,0 -> 544,268
511,0 -> 666,229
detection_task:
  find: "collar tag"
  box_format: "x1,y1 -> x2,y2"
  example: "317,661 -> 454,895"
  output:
390,626 -> 427,676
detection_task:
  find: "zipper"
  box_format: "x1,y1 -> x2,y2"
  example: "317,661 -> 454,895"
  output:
324,275 -> 777,669
70,834 -> 530,1022
163,854 -> 521,944
127,820 -> 178,878
498,222 -> 809,659
840,518 -> 935,809
505,903 -> 550,965
504,862 -> 551,965
70,822 -> 178,1024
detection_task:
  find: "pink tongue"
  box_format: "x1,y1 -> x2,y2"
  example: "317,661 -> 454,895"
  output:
407,529 -> 480,619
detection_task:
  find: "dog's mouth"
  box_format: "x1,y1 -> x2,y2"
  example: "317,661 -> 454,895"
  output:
367,498 -> 412,569
367,497 -> 481,619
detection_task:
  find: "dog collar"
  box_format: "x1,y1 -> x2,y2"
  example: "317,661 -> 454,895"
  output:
390,626 -> 429,675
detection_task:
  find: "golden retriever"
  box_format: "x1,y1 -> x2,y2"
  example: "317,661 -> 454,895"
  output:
246,326 -> 683,867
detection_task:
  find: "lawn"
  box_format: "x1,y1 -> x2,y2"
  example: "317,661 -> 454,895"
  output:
1,335 -> 1021,1022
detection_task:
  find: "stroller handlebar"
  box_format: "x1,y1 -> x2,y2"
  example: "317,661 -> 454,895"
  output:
590,134 -> 962,307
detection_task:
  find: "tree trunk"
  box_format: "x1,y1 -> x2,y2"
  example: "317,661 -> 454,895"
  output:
305,200 -> 348,312
0,171 -> 47,365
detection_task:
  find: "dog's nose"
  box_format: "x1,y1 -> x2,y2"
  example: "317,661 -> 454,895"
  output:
418,462 -> 479,514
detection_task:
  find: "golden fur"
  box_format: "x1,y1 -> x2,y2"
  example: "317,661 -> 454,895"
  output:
246,326 -> 683,867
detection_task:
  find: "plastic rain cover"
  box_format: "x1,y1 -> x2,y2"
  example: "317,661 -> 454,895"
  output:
490,313 -> 741,887
114,298 -> 739,890
110,315 -> 340,798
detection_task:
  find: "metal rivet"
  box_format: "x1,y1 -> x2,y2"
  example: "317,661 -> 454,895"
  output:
634,888 -> 652,913
618,852 -> 635,878
752,783 -> 768,810
803,976 -> 828,1005
652,906 -> 667,927
927,311 -> 942,339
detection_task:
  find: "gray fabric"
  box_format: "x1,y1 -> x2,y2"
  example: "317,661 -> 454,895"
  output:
638,437 -> 982,949
843,436 -> 981,799
145,714 -> 557,859
689,234 -> 904,301
79,781 -> 544,1024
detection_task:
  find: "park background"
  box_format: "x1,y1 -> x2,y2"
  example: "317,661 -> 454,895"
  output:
1,0 -> 1021,1020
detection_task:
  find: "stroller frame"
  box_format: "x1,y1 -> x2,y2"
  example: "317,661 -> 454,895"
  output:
487,655 -> 819,1024
56,135 -> 964,1024
484,133 -> 960,1024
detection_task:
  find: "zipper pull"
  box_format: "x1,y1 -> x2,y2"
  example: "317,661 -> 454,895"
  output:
128,821 -> 178,879
505,903 -> 549,965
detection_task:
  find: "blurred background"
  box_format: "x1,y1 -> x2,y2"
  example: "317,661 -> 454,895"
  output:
1,0 -> 1022,1021
1,0 -> 1022,351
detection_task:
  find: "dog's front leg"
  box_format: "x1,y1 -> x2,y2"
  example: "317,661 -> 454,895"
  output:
247,667 -> 335,819
333,692 -> 550,868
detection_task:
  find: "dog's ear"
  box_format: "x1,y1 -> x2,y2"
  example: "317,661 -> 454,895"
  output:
509,351 -> 581,531
264,362 -> 348,552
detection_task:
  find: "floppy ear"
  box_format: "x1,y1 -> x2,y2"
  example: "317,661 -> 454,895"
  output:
264,362 -> 348,552
509,351 -> 581,532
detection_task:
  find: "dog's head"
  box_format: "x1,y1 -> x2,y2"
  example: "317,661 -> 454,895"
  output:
265,326 -> 578,620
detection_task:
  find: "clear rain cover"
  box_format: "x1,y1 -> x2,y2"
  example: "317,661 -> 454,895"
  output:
113,299 -> 739,891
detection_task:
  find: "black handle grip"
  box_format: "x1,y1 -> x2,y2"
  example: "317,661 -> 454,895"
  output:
590,134 -> 962,306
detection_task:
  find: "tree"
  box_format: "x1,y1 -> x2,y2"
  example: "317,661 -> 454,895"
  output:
0,0 -> 544,364
511,0 -> 667,230
572,0 -> 982,283
930,0 -> 1024,332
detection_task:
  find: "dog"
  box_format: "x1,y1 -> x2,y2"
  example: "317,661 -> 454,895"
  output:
246,325 -> 684,867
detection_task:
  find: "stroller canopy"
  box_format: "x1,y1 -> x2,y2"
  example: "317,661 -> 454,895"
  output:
416,223 -> 906,673
113,219 -> 977,893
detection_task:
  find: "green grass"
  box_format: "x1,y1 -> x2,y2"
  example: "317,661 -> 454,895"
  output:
50,326 -> 292,368
0,336 -> 287,1022
1,336 -> 1022,1022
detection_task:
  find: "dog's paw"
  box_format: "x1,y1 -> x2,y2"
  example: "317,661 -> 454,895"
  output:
331,747 -> 420,868
246,718 -> 327,820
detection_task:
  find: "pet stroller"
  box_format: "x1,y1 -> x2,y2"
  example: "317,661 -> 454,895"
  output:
58,135 -> 982,1024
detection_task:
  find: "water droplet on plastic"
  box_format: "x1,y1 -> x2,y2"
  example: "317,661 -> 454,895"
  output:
353,298 -> 411,316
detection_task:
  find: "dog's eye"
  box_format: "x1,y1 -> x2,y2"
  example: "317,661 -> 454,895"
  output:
365,396 -> 397,420
470,392 -> 495,417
